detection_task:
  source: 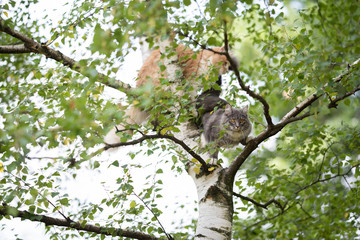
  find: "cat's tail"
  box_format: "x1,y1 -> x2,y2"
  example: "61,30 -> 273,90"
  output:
104,106 -> 149,145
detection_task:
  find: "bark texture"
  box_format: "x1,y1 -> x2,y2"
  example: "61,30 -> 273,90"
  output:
189,167 -> 233,239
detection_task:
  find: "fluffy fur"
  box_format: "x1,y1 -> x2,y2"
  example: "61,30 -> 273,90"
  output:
105,45 -> 237,144
195,76 -> 229,127
130,45 -> 234,125
201,104 -> 251,160
137,45 -> 232,88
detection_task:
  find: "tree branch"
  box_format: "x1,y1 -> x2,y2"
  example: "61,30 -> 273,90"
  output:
328,85 -> 360,108
276,112 -> 312,128
0,18 -> 132,92
104,133 -> 207,168
294,163 -> 360,195
226,112 -> 311,180
281,57 -> 360,121
0,44 -> 32,53
5,171 -> 70,222
281,94 -> 320,122
244,168 -> 354,230
245,162 -> 360,230
244,204 -> 295,230
221,21 -> 273,127
333,57 -> 360,82
132,192 -> 173,240
0,204 -> 160,240
233,192 -> 285,211
45,7 -> 101,47
226,113 -> 313,181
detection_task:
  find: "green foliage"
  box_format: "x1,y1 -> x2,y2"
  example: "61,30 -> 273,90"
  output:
1,0 -> 360,239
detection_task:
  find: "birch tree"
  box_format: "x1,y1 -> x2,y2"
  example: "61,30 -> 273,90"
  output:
1,0 -> 360,239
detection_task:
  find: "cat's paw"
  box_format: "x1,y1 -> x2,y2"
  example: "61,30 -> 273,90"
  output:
240,136 -> 253,145
246,136 -> 253,144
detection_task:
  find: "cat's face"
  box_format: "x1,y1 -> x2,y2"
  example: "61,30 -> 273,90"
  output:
224,105 -> 250,132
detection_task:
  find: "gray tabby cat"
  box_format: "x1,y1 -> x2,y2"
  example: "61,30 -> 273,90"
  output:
201,104 -> 252,160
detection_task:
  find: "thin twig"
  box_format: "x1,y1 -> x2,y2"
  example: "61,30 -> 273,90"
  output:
297,201 -> 314,219
245,204 -> 295,230
233,192 -> 285,211
333,57 -> 360,82
342,176 -> 353,190
318,142 -> 338,181
132,192 -> 173,240
46,7 -> 101,47
5,171 -> 71,222
294,163 -> 360,195
194,0 -> 208,23
328,85 -> 360,108
104,132 -> 207,168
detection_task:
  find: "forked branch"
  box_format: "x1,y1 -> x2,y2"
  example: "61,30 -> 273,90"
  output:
233,192 -> 285,211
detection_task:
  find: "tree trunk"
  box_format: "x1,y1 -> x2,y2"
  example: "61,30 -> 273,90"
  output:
139,37 -> 152,64
189,167 -> 234,240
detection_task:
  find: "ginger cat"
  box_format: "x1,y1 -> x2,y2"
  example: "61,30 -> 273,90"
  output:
137,45 -> 232,89
104,45 -> 237,145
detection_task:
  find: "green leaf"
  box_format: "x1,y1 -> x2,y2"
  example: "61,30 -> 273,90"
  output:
111,160 -> 119,167
30,188 -> 38,198
59,198 -> 69,206
207,37 -> 218,46
93,161 -> 100,169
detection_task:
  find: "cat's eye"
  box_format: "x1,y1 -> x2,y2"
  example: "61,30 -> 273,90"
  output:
230,119 -> 235,123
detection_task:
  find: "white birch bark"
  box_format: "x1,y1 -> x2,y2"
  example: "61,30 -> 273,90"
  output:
188,166 -> 234,240
139,37 -> 152,64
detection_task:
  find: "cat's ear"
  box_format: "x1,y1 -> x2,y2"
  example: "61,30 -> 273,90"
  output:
225,104 -> 232,114
242,105 -> 249,113
219,46 -> 226,52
